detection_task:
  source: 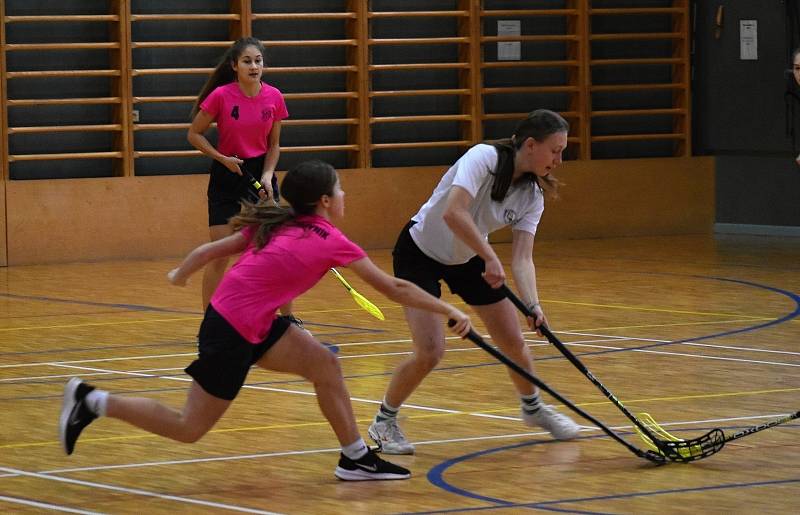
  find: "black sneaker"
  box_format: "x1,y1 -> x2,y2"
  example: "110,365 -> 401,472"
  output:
58,377 -> 98,455
334,448 -> 411,481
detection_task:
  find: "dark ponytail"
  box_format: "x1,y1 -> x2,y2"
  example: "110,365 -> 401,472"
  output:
489,109 -> 568,201
230,160 -> 338,249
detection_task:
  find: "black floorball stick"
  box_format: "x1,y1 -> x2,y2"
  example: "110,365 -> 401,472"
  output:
501,285 -> 798,461
448,320 -> 666,464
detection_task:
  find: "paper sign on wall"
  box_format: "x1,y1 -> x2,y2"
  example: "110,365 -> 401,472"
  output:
739,20 -> 757,60
498,20 -> 521,61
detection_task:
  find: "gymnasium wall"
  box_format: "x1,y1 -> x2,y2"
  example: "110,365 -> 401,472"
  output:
693,0 -> 800,233
4,156 -> 714,265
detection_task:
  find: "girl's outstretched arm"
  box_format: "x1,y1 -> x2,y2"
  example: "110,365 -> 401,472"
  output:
168,232 -> 249,286
347,257 -> 472,337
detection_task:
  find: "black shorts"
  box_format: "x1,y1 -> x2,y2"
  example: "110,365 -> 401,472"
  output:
392,221 -> 506,306
207,154 -> 280,227
185,305 -> 291,401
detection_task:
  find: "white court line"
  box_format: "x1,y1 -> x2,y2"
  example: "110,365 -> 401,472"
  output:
0,467 -> 283,515
3,334 -> 798,385
560,330 -> 800,356
2,413 -> 792,479
0,367 -> 185,383
0,495 -> 103,514
561,342 -> 800,368
0,352 -> 194,369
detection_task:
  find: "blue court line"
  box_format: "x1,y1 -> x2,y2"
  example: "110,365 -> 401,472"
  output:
414,275 -> 799,513
0,292 -> 200,314
554,276 -> 800,360
418,426 -> 800,514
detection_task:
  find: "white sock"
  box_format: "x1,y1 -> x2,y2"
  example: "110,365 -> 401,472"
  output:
85,390 -> 109,417
342,438 -> 368,460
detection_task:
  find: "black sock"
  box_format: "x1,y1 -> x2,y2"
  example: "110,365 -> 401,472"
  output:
376,400 -> 399,422
521,392 -> 542,415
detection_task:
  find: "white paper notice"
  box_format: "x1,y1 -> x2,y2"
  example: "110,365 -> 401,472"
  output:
498,20 -> 521,61
739,20 -> 757,60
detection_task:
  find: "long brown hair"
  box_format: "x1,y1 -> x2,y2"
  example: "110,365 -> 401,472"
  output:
230,160 -> 338,250
190,37 -> 267,119
489,109 -> 568,201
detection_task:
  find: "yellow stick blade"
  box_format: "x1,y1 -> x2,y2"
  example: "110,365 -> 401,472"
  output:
352,291 -> 385,320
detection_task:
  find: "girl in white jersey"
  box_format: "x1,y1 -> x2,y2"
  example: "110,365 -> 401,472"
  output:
368,110 -> 581,454
58,160 -> 472,481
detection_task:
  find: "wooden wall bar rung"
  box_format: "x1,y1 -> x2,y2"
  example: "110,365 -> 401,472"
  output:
282,118 -> 359,126
6,70 -> 120,78
368,37 -> 469,45
282,92 -> 359,100
268,66 -> 358,73
591,133 -> 686,142
369,63 -> 469,71
4,15 -> 120,23
9,152 -> 123,161
591,83 -> 686,92
370,89 -> 470,97
6,43 -> 120,51
590,32 -> 683,41
368,11 -> 469,18
9,125 -> 122,134
480,10 -> 580,17
131,42 -> 233,49
371,115 -> 471,124
482,86 -> 580,94
592,108 -> 687,117
280,144 -> 359,152
131,68 -> 213,76
132,96 -> 194,103
483,61 -> 579,69
590,57 -> 685,66
260,40 -> 357,47
481,35 -> 579,43
251,13 -> 356,20
129,14 -> 240,21
590,8 -> 684,15
7,97 -> 122,106
371,140 -> 471,150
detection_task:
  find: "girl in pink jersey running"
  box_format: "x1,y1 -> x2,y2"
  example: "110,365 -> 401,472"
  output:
188,37 -> 296,318
58,160 -> 472,481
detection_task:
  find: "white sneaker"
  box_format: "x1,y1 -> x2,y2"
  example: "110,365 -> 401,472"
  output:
367,418 -> 415,455
521,404 -> 580,441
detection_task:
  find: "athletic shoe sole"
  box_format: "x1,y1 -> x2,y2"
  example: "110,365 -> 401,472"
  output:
58,377 -> 81,454
334,467 -> 410,481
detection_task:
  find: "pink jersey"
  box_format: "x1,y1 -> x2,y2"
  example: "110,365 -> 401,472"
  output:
210,215 -> 367,343
200,82 -> 289,159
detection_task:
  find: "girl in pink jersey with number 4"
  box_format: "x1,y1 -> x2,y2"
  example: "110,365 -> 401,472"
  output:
58,160 -> 472,481
188,37 -> 302,326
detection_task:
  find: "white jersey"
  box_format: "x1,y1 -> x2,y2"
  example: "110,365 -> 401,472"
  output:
410,143 -> 544,265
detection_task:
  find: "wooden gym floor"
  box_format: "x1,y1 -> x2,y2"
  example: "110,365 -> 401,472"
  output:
0,233 -> 798,514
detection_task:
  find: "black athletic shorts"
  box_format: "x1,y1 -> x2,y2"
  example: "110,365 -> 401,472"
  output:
185,305 -> 291,401
392,220 -> 506,306
207,154 -> 280,227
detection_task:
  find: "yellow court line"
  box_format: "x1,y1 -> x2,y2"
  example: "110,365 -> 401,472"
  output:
5,386 -> 798,451
568,317 -> 775,333
544,299 -> 769,320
